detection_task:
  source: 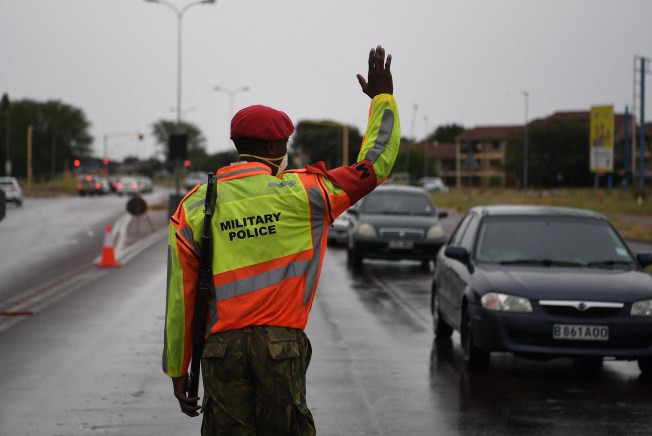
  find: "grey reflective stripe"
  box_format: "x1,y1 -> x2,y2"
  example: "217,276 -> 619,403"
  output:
180,225 -> 201,255
211,186 -> 326,307
217,167 -> 264,179
364,109 -> 395,163
215,259 -> 310,301
303,187 -> 325,305
268,180 -> 297,188
188,199 -> 204,211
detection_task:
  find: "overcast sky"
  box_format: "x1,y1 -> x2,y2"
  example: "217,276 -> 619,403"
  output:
2,0 -> 652,162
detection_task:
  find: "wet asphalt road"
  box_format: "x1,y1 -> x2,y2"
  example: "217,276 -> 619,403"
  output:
0,207 -> 651,435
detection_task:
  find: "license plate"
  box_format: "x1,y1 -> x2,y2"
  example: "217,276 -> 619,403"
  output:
388,240 -> 414,249
552,324 -> 609,341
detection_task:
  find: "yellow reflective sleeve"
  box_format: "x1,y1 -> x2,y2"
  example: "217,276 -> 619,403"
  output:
163,222 -> 188,378
358,94 -> 401,182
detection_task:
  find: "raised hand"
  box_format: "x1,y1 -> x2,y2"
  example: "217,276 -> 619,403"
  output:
356,45 -> 393,99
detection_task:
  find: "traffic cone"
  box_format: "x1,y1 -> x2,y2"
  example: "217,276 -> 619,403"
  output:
96,224 -> 121,268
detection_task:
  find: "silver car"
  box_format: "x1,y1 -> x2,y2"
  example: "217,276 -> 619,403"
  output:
0,176 -> 23,206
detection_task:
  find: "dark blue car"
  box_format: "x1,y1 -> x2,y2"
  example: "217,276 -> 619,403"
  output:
432,205 -> 652,374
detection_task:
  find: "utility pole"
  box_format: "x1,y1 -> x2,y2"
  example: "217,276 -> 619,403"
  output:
522,91 -> 529,190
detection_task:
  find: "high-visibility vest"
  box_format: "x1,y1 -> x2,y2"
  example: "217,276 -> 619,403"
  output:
164,94 -> 400,378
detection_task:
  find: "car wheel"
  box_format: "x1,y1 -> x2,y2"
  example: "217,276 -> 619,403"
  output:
461,308 -> 490,370
431,283 -> 453,338
347,246 -> 362,268
638,357 -> 652,375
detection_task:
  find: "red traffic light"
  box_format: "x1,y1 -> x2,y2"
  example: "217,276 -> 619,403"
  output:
73,159 -> 81,167
103,158 -> 109,165
183,160 -> 191,168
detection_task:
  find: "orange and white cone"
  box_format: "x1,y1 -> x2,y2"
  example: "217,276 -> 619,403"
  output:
96,224 -> 121,268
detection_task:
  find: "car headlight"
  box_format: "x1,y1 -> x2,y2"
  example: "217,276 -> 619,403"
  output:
631,299 -> 652,317
426,224 -> 445,240
357,223 -> 377,237
481,292 -> 533,313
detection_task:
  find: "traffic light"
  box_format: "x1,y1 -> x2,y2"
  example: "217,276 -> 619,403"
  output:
103,158 -> 109,166
73,159 -> 81,168
168,133 -> 188,161
184,160 -> 191,168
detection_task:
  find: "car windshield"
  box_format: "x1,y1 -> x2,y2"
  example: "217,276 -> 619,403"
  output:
474,216 -> 635,268
360,191 -> 435,216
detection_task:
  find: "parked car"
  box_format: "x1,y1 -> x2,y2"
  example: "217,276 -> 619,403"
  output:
0,176 -> 23,206
77,175 -> 108,196
347,184 -> 448,268
115,176 -> 140,196
418,177 -> 449,193
328,210 -> 351,246
431,205 -> 652,374
184,171 -> 206,191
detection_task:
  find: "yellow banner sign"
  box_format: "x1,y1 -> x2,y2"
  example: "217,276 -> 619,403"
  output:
589,105 -> 614,172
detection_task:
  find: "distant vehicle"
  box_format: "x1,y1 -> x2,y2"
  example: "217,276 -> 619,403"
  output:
77,175 -> 108,196
184,171 -> 206,191
386,172 -> 411,185
432,205 -> 652,374
418,177 -> 449,193
0,176 -> 23,206
106,176 -> 121,193
115,176 -> 140,196
328,210 -> 351,246
137,176 -> 153,194
347,184 -> 448,269
98,177 -> 111,194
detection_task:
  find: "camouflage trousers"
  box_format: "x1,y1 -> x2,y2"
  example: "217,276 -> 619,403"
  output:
200,325 -> 316,436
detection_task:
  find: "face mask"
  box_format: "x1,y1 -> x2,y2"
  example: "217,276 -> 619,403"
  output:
240,153 -> 288,176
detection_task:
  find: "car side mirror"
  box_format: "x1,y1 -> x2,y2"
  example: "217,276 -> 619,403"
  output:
438,211 -> 448,219
444,246 -> 468,263
637,253 -> 652,268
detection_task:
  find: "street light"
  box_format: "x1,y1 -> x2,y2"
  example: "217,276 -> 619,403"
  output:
145,0 -> 216,129
521,90 -> 529,190
214,85 -> 250,119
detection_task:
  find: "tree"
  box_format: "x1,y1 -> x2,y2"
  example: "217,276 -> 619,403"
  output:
290,121 -> 363,169
150,120 -> 207,161
0,98 -> 93,179
505,121 -> 590,187
426,123 -> 466,143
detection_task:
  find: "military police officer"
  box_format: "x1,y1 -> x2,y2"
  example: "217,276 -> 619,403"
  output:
164,45 -> 400,435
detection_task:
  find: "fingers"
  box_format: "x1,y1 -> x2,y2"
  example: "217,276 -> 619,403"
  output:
385,53 -> 392,72
367,48 -> 375,71
374,45 -> 385,71
178,395 -> 201,417
356,73 -> 368,91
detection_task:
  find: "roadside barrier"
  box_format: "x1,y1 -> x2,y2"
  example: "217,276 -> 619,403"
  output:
96,224 -> 121,268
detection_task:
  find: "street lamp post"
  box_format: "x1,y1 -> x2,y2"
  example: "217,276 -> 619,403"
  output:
214,86 -> 250,120
521,91 -> 529,190
146,0 -> 215,204
145,0 -> 216,129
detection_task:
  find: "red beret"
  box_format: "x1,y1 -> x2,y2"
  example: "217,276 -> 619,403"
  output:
230,105 -> 295,141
